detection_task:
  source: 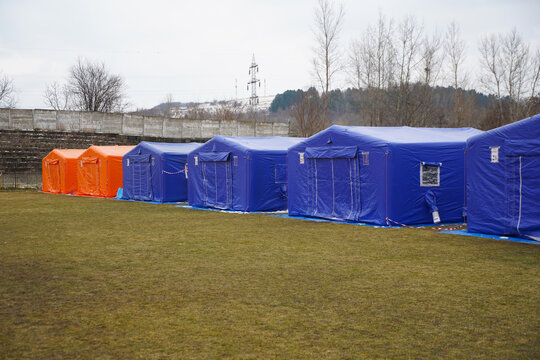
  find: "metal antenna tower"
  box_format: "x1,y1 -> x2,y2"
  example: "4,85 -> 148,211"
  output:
247,54 -> 260,106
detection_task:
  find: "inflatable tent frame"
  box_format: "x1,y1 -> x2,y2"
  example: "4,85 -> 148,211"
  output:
76,145 -> 134,197
122,141 -> 202,203
288,125 -> 483,225
187,136 -> 304,212
466,114 -> 540,241
42,149 -> 85,194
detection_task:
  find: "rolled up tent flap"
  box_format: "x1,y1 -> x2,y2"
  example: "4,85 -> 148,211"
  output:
421,161 -> 442,166
81,157 -> 98,164
128,154 -> 151,163
305,146 -> 357,159
199,152 -> 231,162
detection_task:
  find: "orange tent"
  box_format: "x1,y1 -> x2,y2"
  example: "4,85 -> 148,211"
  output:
76,145 -> 134,197
42,149 -> 85,194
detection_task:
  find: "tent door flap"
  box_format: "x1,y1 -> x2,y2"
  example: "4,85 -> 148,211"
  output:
506,155 -> 540,240
307,154 -> 360,221
201,158 -> 232,209
132,160 -> 152,201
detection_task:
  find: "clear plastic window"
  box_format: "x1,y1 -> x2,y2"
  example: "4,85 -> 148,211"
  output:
275,164 -> 287,184
362,152 -> 369,165
490,146 -> 500,163
420,164 -> 440,187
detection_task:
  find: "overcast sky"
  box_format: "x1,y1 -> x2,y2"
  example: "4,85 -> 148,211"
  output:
1,0 -> 539,110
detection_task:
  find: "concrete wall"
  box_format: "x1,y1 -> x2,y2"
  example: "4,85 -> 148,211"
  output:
0,108 -> 290,139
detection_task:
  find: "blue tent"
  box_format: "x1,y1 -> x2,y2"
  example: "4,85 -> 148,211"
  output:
123,141 -> 202,202
467,114 -> 540,241
187,136 -> 304,211
288,125 -> 483,225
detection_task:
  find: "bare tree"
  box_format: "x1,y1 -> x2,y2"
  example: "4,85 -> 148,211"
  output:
0,72 -> 17,108
394,16 -> 424,125
349,13 -> 394,126
69,59 -> 126,112
479,34 -> 505,125
290,88 -> 324,137
161,93 -> 175,117
44,59 -> 127,112
479,29 -> 539,126
213,100 -> 246,121
313,0 -> 345,128
445,22 -> 468,126
43,81 -> 72,110
501,29 -> 530,122
185,103 -> 209,120
525,50 -> 540,116
415,32 -> 443,126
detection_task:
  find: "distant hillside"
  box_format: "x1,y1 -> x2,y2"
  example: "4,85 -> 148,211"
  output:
134,96 -> 276,118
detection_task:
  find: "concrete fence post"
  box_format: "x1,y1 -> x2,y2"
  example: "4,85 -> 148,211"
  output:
161,117 -> 165,138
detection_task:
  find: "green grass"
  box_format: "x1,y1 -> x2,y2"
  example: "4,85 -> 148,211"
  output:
0,192 -> 538,359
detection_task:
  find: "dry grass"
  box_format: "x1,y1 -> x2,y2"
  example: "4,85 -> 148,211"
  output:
0,192 -> 539,359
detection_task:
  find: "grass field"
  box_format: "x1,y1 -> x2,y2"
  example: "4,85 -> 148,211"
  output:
0,192 -> 539,359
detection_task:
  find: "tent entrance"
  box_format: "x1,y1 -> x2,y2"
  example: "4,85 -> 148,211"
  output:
306,146 -> 360,220
506,155 -> 540,240
129,155 -> 152,201
200,152 -> 232,209
80,157 -> 100,195
46,160 -> 61,193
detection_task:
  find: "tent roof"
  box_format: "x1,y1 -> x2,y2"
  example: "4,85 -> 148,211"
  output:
50,149 -> 85,159
212,136 -> 305,151
468,113 -> 540,143
328,125 -> 482,144
135,141 -> 203,155
86,145 -> 134,157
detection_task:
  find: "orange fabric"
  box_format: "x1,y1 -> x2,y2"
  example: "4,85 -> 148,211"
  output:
76,145 -> 134,197
42,149 -> 85,194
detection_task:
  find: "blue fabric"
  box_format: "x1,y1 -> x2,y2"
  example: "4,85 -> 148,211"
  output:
199,151 -> 230,162
174,204 -> 284,214
188,136 -> 304,212
467,114 -> 540,241
305,146 -> 357,159
122,142 -> 202,203
425,190 -> 439,213
269,214 -> 462,228
441,230 -> 539,245
270,214 -> 386,227
288,125 -> 483,225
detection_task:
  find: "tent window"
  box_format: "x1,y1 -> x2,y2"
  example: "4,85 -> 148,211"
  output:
362,152 -> 369,165
420,164 -> 440,187
275,164 -> 287,184
490,146 -> 500,163
233,156 -> 238,166
299,152 -> 305,164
